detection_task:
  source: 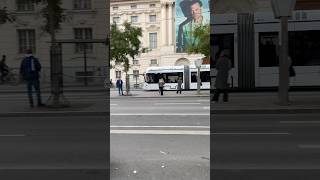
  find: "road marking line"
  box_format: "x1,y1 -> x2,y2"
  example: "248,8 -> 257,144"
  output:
154,103 -> 202,105
110,104 -> 118,106
110,130 -> 209,135
203,106 -> 210,110
111,113 -> 209,116
197,100 -> 209,102
0,134 -> 26,137
280,121 -> 320,124
110,125 -> 210,128
212,133 -> 290,135
298,145 -> 320,149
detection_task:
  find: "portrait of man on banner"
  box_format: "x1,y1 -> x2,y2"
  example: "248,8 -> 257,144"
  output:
176,0 -> 210,53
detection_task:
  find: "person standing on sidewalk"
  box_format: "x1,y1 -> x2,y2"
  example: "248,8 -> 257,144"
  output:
176,76 -> 183,94
116,78 -> 124,96
288,56 -> 296,88
20,49 -> 44,107
159,77 -> 165,96
0,55 -> 9,83
212,50 -> 232,102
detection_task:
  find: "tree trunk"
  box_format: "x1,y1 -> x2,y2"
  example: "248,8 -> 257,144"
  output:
125,72 -> 130,95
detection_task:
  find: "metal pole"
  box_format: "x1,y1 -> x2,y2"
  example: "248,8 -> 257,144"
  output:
84,43 -> 88,86
278,16 -> 289,105
197,66 -> 201,95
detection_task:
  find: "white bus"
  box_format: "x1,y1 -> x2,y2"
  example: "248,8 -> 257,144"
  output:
212,11 -> 320,89
143,64 -> 210,90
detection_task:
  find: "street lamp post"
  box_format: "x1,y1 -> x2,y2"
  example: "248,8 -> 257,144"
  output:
195,58 -> 203,95
271,0 -> 296,105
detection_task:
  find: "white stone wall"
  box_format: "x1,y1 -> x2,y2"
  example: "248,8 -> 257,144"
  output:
0,0 -> 108,84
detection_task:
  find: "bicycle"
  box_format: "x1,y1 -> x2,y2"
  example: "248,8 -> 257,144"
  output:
0,68 -> 20,85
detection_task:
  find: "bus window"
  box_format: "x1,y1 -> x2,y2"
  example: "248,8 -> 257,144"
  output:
200,71 -> 210,82
162,72 -> 183,83
191,72 -> 197,82
191,71 -> 210,82
146,73 -> 159,83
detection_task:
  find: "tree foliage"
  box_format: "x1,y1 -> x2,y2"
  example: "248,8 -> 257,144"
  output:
34,0 -> 64,34
110,21 -> 145,72
187,24 -> 210,58
0,7 -> 15,24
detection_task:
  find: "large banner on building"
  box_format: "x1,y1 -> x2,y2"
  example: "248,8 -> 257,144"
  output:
176,0 -> 210,53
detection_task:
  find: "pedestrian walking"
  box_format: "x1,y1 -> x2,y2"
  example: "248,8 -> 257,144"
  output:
19,50 -> 44,107
176,76 -> 183,94
0,55 -> 9,82
288,56 -> 296,89
116,78 -> 124,96
159,77 -> 165,96
212,50 -> 232,102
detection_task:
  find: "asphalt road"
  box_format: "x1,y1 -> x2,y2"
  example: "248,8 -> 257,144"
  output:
212,113 -> 320,180
0,91 -> 108,179
111,97 -> 210,180
0,116 -> 108,180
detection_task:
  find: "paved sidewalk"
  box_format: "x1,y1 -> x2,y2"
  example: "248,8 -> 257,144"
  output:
212,91 -> 320,114
110,89 -> 210,98
0,83 -> 106,93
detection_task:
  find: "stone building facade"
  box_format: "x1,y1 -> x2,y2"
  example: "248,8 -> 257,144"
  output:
110,0 -> 206,88
0,0 -> 108,84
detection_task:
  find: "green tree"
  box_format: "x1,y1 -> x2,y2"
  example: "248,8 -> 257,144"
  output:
34,0 -> 64,36
34,0 -> 67,107
0,7 -> 15,24
186,24 -> 210,58
110,21 -> 146,95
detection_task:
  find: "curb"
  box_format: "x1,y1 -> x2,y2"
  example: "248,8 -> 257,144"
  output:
110,95 -> 210,99
0,89 -> 107,94
211,108 -> 320,114
0,111 -> 108,117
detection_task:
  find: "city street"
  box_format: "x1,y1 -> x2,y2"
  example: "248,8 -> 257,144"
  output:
110,96 -> 210,180
0,91 -> 108,180
212,113 -> 320,179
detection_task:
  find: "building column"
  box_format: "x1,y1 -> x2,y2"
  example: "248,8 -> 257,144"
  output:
168,1 -> 173,45
161,0 -> 167,46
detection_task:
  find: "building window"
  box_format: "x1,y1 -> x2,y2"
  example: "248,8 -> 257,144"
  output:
73,0 -> 92,10
131,16 -> 138,23
150,4 -> 156,8
149,15 -> 156,23
149,33 -> 157,49
113,17 -> 120,24
150,59 -> 157,65
74,28 -> 93,53
112,6 -> 118,10
133,70 -> 139,77
17,29 -> 36,54
130,4 -> 137,9
133,59 -> 139,65
16,0 -> 34,11
116,71 -> 121,79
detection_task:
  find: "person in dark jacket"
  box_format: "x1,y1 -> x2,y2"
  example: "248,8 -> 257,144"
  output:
176,76 -> 183,94
116,78 -> 124,95
0,55 -> 9,82
20,50 -> 44,107
212,50 -> 232,102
